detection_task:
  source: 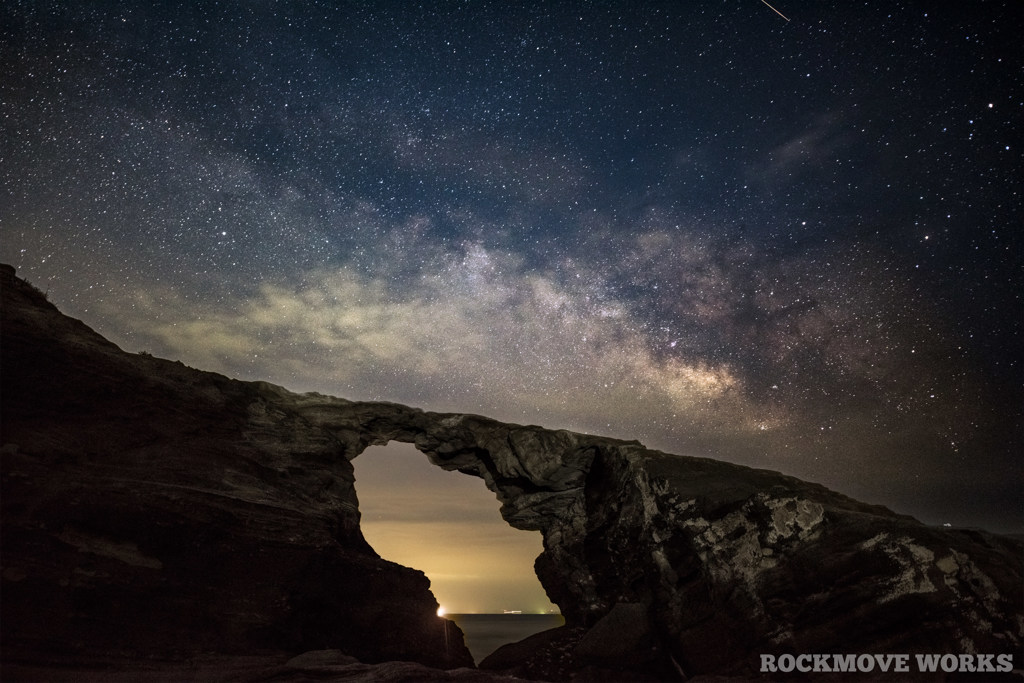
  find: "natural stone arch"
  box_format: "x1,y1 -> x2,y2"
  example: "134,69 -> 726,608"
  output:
7,264 -> 1020,682
283,393 -> 655,627
282,390 -> 1024,678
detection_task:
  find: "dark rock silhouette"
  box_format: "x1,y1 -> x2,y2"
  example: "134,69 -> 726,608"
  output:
2,263 -> 1021,681
0,264 -> 474,677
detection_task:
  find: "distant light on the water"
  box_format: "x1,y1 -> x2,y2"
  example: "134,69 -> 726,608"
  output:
437,606 -> 446,617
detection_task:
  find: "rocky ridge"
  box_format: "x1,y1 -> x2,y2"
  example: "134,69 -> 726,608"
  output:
2,263 -> 1021,681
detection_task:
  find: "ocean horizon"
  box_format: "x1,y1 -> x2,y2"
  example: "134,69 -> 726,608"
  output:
448,613 -> 565,664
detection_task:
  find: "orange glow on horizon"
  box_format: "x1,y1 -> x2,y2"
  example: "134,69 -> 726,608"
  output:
355,442 -> 558,614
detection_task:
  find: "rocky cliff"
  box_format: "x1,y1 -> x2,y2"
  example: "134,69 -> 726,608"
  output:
2,263 -> 1022,681
0,264 -> 476,678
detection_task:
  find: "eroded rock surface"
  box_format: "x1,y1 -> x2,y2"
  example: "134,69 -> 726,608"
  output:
2,263 -> 1022,681
282,395 -> 1023,678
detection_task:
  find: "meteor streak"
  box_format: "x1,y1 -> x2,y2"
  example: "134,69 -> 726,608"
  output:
759,0 -> 790,22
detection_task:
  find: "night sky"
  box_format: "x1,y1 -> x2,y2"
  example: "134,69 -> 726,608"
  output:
3,1 -> 1022,610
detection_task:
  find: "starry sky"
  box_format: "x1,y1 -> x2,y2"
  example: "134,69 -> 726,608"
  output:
3,1 -> 1022,610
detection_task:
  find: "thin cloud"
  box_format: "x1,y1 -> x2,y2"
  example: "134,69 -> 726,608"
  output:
110,242 -> 776,446
747,113 -> 851,187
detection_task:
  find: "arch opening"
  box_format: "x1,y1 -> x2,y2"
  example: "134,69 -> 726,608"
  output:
353,441 -> 563,662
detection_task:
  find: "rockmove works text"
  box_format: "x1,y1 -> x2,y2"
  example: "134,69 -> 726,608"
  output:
760,653 -> 1015,674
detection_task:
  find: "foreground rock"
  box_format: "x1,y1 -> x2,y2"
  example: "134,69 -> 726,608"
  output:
2,263 -> 1022,681
2,650 -> 536,682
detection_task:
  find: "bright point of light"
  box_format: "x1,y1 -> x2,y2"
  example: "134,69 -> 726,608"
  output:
437,606 -> 446,617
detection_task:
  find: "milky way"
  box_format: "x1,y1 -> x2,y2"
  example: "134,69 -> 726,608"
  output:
3,1 -> 1021,534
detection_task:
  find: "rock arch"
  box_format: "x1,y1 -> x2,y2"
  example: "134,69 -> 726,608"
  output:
285,395 -> 618,625
283,390 -> 1024,678
3,264 -> 1020,681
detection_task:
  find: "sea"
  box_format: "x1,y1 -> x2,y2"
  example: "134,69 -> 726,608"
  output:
448,613 -> 565,664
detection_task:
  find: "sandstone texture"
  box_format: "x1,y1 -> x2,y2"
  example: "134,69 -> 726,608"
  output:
2,262 -> 1022,681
